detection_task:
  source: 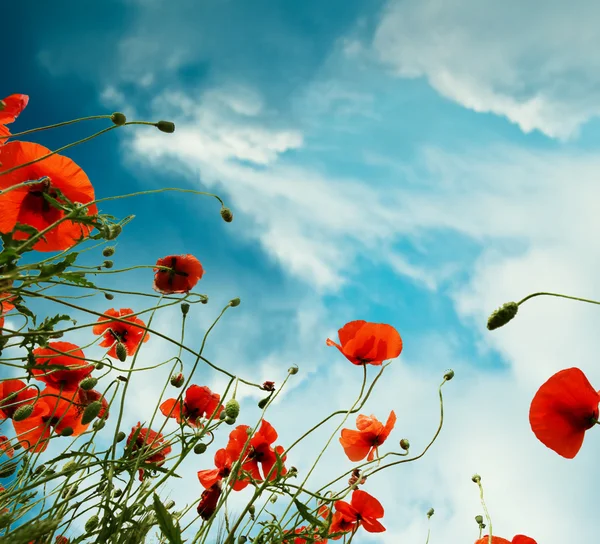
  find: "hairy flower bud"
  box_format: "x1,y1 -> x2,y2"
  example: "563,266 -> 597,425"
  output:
80,377 -> 98,391
93,419 -> 105,430
170,373 -> 185,388
103,247 -> 115,257
111,112 -> 127,126
220,207 -> 233,223
180,302 -> 190,316
62,461 -> 78,473
104,292 -> 114,301
225,399 -> 240,419
81,401 -> 103,425
85,515 -> 99,532
116,342 -> 127,362
229,297 -> 241,307
487,301 -> 519,330
103,260 -> 114,269
194,443 -> 207,455
156,120 -> 175,133
399,438 -> 410,451
13,403 -> 34,421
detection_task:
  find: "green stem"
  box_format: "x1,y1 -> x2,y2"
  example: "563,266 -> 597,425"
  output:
0,114 -> 113,140
518,291 -> 600,307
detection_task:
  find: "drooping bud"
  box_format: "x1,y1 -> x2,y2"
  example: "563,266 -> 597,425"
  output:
85,515 -> 99,532
81,401 -> 103,425
237,537 -> 248,544
225,399 -> 240,419
258,397 -> 269,409
80,377 -> 98,391
111,112 -> 127,126
156,120 -> 175,133
194,443 -> 207,455
170,373 -> 185,388
475,515 -> 484,524
225,416 -> 236,425
95,362 -> 105,370
229,298 -> 241,307
103,247 -> 115,257
487,301 -> 519,330
220,207 -> 234,223
443,369 -> 455,381
106,224 -> 122,240
104,292 -> 114,300
180,302 -> 190,316
103,260 -> 114,269
219,411 -> 227,421
93,419 -> 105,431
115,342 -> 127,362
13,404 -> 34,421
427,508 -> 434,518
0,462 -> 18,478
116,431 -> 126,443
288,365 -> 299,375
472,474 -> 481,484
399,438 -> 410,451
60,427 -> 74,437
201,295 -> 208,304
113,488 -> 122,498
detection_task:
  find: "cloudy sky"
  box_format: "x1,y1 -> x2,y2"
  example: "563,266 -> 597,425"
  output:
5,0 -> 600,542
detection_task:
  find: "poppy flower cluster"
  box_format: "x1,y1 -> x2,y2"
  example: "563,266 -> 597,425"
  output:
160,384 -> 223,427
92,308 -> 150,359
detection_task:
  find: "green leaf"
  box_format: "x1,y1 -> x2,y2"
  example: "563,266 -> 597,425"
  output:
39,314 -> 71,332
293,499 -> 325,529
13,303 -> 36,325
153,493 -> 183,544
59,272 -> 97,288
38,252 -> 79,280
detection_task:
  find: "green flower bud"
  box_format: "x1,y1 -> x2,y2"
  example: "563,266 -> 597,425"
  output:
0,513 -> 11,529
103,260 -> 114,269
225,399 -> 240,419
170,373 -> 185,388
220,207 -> 234,223
0,462 -> 18,478
444,369 -> 455,381
85,515 -> 99,532
113,488 -> 122,498
111,112 -> 127,126
225,416 -> 236,425
237,537 -> 248,544
62,461 -> 78,473
472,474 -> 481,484
219,411 -> 227,421
229,297 -> 241,307
106,224 -> 122,240
156,120 -> 175,133
165,500 -> 175,510
399,438 -> 410,451
258,397 -> 269,409
95,361 -> 105,370
60,427 -> 74,437
288,365 -> 298,375
103,247 -> 115,257
62,484 -> 78,499
116,431 -> 126,443
116,342 -> 127,362
104,292 -> 114,300
181,302 -> 190,315
201,296 -> 208,304
194,443 -> 207,455
81,401 -> 103,425
487,301 -> 519,331
93,419 -> 106,431
80,377 -> 98,391
475,515 -> 484,524
13,403 -> 34,421
427,507 -> 434,518
248,504 -> 256,517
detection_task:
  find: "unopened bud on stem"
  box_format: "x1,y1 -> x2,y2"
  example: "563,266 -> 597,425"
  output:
487,302 -> 519,330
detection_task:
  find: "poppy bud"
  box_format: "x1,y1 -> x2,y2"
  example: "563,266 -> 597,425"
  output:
62,461 -> 77,473
165,500 -> 175,510
115,342 -> 127,362
116,431 -> 126,443
201,295 -> 209,304
80,377 -> 98,391
113,488 -> 122,498
443,369 -> 455,381
13,404 -> 34,421
399,438 -> 410,451
111,112 -> 127,126
93,419 -> 105,430
219,411 -> 227,420
156,120 -> 175,133
238,537 -> 248,544
85,515 -> 99,532
225,416 -> 236,425
13,444 -> 22,451
0,462 -> 17,478
95,362 -> 105,370
472,474 -> 481,483
270,496 -> 277,504
258,397 -> 269,409
103,247 -> 115,257
62,484 -> 78,499
225,399 -> 240,419
170,373 -> 185,388
248,504 -> 255,517
427,508 -> 434,518
194,443 -> 207,455
220,207 -> 234,223
106,224 -> 122,240
60,427 -> 74,437
487,301 -> 519,330
288,365 -> 299,375
81,401 -> 103,425
104,292 -> 114,300
103,260 -> 114,269
229,298 -> 241,307
181,302 -> 190,316
475,515 -> 484,524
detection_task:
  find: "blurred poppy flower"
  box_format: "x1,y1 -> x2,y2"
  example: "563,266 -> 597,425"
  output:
326,321 -> 402,366
0,436 -> 14,458
334,489 -> 385,534
153,254 -> 204,294
93,308 -> 149,359
54,537 -> 70,544
0,94 -> 28,145
0,379 -> 37,419
283,527 -> 328,543
13,386 -> 89,452
197,482 -> 221,521
127,423 -> 172,481
529,367 -> 600,458
160,384 -> 223,427
475,536 -> 537,544
0,141 -> 97,251
328,511 -> 356,540
340,411 -> 396,462
32,342 -> 93,391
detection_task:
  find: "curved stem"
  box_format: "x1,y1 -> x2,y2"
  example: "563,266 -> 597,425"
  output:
518,291 -> 600,307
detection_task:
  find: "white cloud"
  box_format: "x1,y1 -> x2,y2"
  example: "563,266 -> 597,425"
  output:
373,0 -> 600,139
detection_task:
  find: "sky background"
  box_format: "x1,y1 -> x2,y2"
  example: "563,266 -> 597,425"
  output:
4,1 -> 600,542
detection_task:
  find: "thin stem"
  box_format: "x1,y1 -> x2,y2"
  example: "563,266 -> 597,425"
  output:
0,114 -> 113,140
518,291 -> 600,307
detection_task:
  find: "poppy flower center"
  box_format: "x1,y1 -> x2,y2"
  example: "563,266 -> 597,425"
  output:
248,445 -> 265,462
109,328 -> 128,343
43,416 -> 61,427
21,180 -> 62,222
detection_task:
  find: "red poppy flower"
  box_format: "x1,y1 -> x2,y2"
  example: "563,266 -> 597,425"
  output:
55,537 -> 69,544
529,367 -> 600,458
13,386 -> 89,452
475,536 -> 537,544
160,385 -> 223,427
93,308 -> 150,359
32,342 -> 93,391
198,448 -> 234,489
197,482 -> 222,521
340,411 -> 396,462
127,423 -> 172,481
0,435 -> 14,458
227,420 -> 287,485
0,141 -> 97,252
283,527 -> 328,543
0,293 -> 15,331
328,511 -> 356,540
326,321 -> 403,366
333,489 -> 385,534
0,124 -> 11,146
0,94 -> 29,125
153,254 -> 204,294
0,379 -> 37,419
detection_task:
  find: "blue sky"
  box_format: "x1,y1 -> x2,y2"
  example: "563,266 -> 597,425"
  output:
5,1 -> 600,542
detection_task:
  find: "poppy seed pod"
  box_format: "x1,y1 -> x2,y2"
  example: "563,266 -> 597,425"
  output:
229,298 -> 241,307
487,301 -> 519,330
220,207 -> 233,222
80,377 -> 98,391
13,403 -> 34,422
102,247 -> 115,257
194,443 -> 207,455
81,401 -> 103,425
165,500 -> 175,510
156,120 -> 175,133
115,342 -> 127,362
170,373 -> 185,388
399,438 -> 410,451
106,224 -> 122,240
237,537 -> 248,544
111,112 -> 127,126
225,399 -> 240,419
